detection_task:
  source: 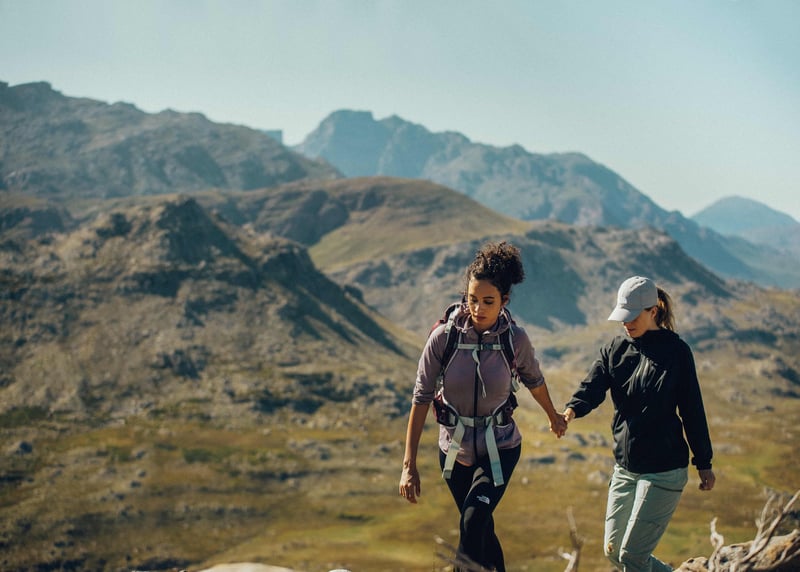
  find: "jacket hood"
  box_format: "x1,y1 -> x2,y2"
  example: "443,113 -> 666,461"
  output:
451,303 -> 513,337
632,328 -> 685,364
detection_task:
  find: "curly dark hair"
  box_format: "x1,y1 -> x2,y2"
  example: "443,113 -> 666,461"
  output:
463,241 -> 525,298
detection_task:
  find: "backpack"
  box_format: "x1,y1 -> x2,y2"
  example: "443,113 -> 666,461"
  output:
428,300 -> 521,486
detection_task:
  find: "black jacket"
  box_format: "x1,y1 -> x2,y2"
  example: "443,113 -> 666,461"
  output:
566,329 -> 713,473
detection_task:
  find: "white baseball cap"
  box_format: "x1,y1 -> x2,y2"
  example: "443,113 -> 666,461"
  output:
608,276 -> 658,322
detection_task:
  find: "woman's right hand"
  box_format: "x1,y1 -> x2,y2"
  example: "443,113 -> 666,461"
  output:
399,465 -> 421,504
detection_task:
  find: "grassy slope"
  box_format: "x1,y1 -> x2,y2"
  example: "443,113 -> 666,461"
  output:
308,177 -> 532,271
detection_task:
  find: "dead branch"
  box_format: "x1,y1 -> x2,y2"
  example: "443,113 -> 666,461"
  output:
708,517 -> 726,571
434,536 -> 492,572
558,507 -> 585,572
740,489 -> 799,568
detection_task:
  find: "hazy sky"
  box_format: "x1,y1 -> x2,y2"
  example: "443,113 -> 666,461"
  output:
1,0 -> 798,220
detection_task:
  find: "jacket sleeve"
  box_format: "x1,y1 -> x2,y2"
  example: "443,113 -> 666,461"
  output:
676,341 -> 714,470
411,325 -> 446,405
565,344 -> 612,418
513,327 -> 545,389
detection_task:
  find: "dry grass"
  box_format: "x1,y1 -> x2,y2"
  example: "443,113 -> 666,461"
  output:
308,179 -> 531,272
2,375 -> 797,572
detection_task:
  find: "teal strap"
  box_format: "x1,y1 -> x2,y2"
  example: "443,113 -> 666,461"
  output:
456,342 -> 503,352
442,420 -> 466,480
484,423 -> 504,487
441,414 -> 505,487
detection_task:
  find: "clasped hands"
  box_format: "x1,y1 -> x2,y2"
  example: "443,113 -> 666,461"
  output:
549,407 -> 576,438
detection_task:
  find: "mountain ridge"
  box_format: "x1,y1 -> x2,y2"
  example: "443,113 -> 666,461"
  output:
296,110 -> 800,288
0,80 -> 340,201
164,177 -> 735,335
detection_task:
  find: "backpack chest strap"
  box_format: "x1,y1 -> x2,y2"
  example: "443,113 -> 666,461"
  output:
456,342 -> 504,352
455,342 -> 520,395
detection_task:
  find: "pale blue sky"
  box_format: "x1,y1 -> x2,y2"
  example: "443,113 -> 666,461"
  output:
1,0 -> 798,220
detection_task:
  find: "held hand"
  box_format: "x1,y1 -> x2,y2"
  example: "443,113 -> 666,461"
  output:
550,414 -> 568,438
698,468 -> 716,491
399,465 -> 421,504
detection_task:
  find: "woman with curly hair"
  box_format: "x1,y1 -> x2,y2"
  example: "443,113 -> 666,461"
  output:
399,241 -> 567,571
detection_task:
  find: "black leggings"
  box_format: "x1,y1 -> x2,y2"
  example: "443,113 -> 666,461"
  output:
439,445 -> 521,572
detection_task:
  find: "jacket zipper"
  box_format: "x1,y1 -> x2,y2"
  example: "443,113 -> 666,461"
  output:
625,354 -> 652,467
473,340 -> 481,459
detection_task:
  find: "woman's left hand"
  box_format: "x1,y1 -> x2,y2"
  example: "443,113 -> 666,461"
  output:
698,468 -> 716,491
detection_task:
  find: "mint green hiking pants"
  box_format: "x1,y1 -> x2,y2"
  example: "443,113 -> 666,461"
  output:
604,465 -> 688,572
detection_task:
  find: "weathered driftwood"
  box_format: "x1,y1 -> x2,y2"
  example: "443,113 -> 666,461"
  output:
677,489 -> 800,572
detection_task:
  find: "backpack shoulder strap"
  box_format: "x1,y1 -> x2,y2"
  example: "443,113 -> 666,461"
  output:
436,304 -> 462,391
436,304 -> 521,392
499,326 -> 521,392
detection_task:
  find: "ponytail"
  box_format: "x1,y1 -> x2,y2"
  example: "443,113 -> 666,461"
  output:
654,287 -> 675,331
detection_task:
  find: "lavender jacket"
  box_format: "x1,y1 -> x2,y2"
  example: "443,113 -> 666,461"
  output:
412,306 -> 545,466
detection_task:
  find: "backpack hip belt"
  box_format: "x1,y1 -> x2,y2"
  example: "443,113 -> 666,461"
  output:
440,398 -> 514,487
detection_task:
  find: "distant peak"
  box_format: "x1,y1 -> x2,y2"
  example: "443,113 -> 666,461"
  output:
692,194 -> 799,235
327,109 -> 375,122
13,80 -> 54,91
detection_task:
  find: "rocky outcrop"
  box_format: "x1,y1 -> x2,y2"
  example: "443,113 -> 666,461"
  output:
0,195 -> 412,419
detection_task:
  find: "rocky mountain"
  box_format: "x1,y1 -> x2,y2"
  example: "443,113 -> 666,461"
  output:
692,196 -> 800,258
2,176 -> 778,421
186,176 -> 799,411
0,81 -> 339,201
183,177 -> 732,335
296,111 -> 660,226
0,193 -> 414,419
4,80 -> 796,288
296,110 -> 800,289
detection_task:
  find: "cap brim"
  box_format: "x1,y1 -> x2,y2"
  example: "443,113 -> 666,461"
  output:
608,306 -> 640,322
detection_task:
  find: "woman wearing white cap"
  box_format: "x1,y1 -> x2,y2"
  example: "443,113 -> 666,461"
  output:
563,276 -> 715,572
